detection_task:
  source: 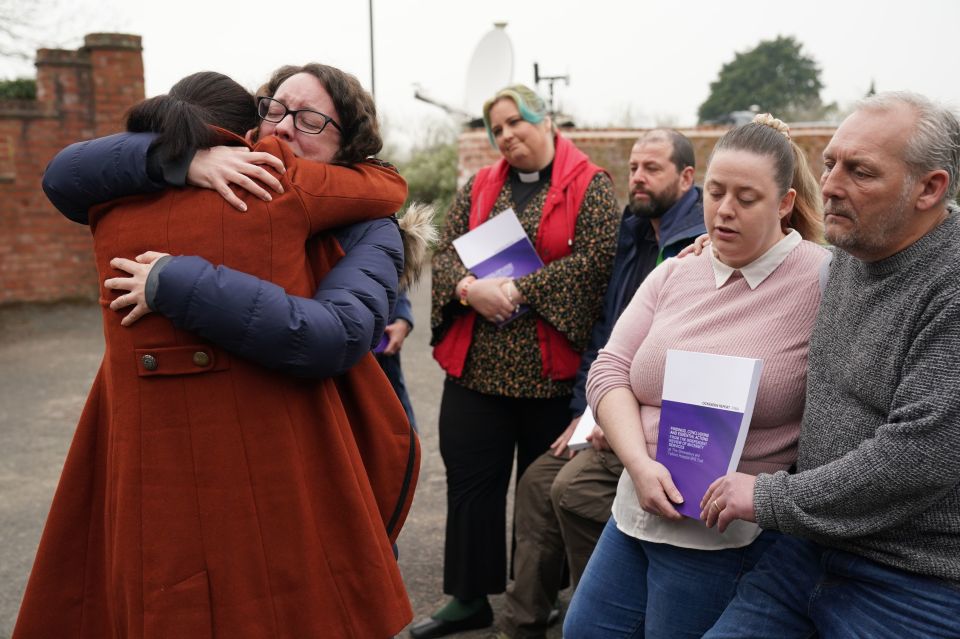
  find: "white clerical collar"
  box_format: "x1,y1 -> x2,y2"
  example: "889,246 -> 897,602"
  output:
709,229 -> 802,289
517,170 -> 541,183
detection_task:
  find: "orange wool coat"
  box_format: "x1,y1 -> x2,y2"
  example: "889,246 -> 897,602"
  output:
14,135 -> 419,639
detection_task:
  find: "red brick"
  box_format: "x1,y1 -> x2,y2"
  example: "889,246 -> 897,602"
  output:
0,33 -> 143,304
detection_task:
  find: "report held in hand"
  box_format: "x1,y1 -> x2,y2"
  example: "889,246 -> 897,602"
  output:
452,208 -> 543,324
567,406 -> 597,452
655,349 -> 763,518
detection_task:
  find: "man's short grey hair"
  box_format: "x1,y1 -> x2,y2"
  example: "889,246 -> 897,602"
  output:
856,91 -> 960,204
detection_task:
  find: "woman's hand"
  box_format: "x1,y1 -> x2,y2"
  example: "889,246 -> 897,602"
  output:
381,318 -> 412,356
628,458 -> 685,520
676,233 -> 712,258
587,425 -> 611,452
187,146 -> 287,211
466,277 -> 516,324
700,472 -> 757,533
500,279 -> 526,306
104,251 -> 169,326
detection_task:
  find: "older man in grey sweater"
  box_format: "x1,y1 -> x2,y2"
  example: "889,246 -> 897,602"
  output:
701,92 -> 960,638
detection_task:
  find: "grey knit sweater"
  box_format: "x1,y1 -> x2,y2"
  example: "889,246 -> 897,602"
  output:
754,208 -> 960,584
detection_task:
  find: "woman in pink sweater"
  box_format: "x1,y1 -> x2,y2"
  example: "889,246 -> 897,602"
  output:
563,116 -> 830,639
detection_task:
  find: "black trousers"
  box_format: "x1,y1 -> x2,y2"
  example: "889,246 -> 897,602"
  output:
438,379 -> 570,599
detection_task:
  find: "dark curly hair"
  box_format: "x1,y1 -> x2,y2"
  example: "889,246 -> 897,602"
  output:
258,64 -> 382,164
125,71 -> 257,165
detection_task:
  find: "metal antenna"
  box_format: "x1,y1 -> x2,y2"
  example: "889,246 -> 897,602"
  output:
533,62 -> 569,117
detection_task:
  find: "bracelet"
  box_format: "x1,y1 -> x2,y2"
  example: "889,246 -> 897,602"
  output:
458,277 -> 476,306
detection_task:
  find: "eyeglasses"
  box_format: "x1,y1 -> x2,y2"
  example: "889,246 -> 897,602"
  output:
256,96 -> 342,136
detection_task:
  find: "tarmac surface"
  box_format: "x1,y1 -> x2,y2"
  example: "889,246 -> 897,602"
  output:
0,274 -> 567,638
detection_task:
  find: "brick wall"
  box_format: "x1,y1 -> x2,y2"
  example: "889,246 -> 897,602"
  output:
0,34 -> 143,304
458,126 -> 837,209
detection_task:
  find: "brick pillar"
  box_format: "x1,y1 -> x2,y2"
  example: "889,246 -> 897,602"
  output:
84,33 -> 144,136
35,46 -> 94,141
0,33 -> 145,304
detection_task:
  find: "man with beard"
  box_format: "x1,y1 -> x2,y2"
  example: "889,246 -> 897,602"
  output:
701,92 -> 960,638
497,129 -> 705,639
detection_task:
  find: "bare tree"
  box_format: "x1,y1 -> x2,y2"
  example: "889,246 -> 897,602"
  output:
0,0 -> 51,62
0,0 -> 116,77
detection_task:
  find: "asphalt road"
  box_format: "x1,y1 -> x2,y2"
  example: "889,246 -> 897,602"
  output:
0,274 -> 567,638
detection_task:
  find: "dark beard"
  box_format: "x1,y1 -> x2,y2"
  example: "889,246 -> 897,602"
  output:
628,181 -> 681,219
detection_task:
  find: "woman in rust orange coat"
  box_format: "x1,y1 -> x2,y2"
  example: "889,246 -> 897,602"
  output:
15,69 -> 418,639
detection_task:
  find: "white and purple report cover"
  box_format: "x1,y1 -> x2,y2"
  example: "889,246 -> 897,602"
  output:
655,350 -> 763,518
452,208 -> 543,323
567,406 -> 597,452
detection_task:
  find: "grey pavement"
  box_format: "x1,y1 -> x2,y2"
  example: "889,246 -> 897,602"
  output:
0,274 -> 567,638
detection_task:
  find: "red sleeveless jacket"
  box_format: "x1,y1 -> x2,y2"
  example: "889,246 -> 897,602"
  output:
433,134 -> 605,381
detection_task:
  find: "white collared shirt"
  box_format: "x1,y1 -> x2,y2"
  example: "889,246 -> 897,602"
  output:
710,229 -> 802,289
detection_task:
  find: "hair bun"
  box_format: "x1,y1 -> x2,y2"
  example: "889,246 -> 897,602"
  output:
753,113 -> 791,139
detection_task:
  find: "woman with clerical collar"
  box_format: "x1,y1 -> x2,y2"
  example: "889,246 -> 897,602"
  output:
418,85 -> 620,638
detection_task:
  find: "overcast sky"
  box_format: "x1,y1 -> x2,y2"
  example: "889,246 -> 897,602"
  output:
4,0 -> 959,148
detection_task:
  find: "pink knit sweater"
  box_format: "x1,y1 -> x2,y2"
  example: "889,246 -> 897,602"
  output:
586,241 -> 829,476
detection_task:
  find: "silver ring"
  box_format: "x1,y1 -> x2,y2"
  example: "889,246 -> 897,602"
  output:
494,314 -> 504,323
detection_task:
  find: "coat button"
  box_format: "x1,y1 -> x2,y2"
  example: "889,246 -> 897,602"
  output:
141,354 -> 158,371
192,351 -> 211,367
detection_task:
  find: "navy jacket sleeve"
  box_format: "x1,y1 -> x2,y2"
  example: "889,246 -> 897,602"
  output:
390,292 -> 414,328
151,217 -> 403,378
570,297 -> 613,418
42,132 -> 164,224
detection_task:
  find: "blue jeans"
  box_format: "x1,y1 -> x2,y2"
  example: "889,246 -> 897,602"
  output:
563,517 -> 779,638
704,535 -> 960,639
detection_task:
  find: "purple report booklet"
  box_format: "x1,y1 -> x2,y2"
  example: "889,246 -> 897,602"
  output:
451,208 -> 544,325
654,349 -> 763,518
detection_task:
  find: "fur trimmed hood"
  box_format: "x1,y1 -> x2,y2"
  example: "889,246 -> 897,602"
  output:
397,202 -> 437,291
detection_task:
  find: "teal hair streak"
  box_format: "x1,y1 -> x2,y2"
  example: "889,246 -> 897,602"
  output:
482,85 -> 547,148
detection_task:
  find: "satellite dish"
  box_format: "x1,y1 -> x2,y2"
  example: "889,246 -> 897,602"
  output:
463,22 -> 514,117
